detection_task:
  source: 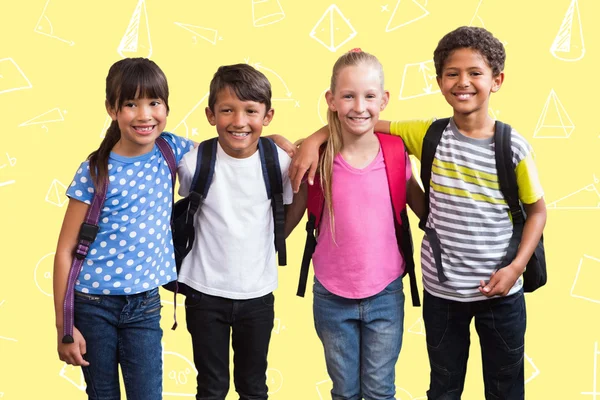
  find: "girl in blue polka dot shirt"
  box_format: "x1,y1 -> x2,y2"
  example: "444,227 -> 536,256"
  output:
53,58 -> 195,399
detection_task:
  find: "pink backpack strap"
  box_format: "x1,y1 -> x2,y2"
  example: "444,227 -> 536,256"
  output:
376,132 -> 420,306
376,132 -> 407,222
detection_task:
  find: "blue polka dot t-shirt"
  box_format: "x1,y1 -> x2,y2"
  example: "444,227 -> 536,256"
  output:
66,132 -> 194,295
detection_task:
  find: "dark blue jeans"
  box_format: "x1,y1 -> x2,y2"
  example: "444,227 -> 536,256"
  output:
185,289 -> 274,400
423,290 -> 526,400
74,287 -> 163,400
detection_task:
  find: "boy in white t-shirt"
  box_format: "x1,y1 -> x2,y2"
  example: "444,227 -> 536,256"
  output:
177,64 -> 293,400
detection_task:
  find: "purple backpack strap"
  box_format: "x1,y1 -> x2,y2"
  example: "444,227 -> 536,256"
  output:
155,137 -> 177,185
154,136 -> 180,329
62,178 -> 108,343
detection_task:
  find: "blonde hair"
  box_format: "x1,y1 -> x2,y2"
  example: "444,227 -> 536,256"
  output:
319,50 -> 384,235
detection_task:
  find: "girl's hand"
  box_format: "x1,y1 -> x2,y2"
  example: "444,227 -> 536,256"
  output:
57,327 -> 89,366
266,134 -> 296,158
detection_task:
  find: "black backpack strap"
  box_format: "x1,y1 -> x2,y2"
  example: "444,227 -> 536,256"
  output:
420,118 -> 450,283
258,138 -> 287,266
494,122 -> 525,268
185,138 -> 218,253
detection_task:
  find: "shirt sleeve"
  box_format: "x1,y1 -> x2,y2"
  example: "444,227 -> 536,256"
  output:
66,161 -> 95,205
516,152 -> 544,204
177,150 -> 196,198
277,147 -> 294,205
161,132 -> 195,165
390,119 -> 434,160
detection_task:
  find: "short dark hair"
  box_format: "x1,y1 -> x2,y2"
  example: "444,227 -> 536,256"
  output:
208,64 -> 272,112
433,26 -> 506,77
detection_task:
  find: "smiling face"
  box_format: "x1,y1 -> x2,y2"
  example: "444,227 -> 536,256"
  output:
107,96 -> 168,157
326,63 -> 389,139
437,47 -> 503,119
206,87 -> 274,159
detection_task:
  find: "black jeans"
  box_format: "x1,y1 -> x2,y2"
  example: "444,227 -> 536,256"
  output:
185,289 -> 275,400
423,289 -> 526,400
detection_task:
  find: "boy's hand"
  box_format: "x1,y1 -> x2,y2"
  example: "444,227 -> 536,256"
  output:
266,134 -> 296,158
58,327 -> 89,366
478,263 -> 524,297
289,136 -> 321,193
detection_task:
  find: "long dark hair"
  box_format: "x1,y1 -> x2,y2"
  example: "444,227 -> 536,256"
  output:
88,58 -> 170,190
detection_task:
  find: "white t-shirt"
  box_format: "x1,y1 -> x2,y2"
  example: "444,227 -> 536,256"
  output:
177,141 -> 293,299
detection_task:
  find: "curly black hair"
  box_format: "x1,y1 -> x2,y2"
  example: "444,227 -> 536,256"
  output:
433,26 -> 505,77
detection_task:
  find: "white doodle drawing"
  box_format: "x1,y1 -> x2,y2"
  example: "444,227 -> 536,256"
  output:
468,0 -> 508,46
581,342 -> 600,398
525,353 -> 540,384
550,0 -> 585,62
317,88 -> 329,125
45,179 -> 69,208
385,0 -> 429,32
0,152 -> 17,188
533,89 -> 574,139
100,115 -> 112,138
254,63 -> 297,104
0,300 -> 17,342
174,22 -> 220,45
547,175 -> 600,210
59,364 -> 86,391
19,108 -> 65,127
273,317 -> 286,334
571,255 -> 600,304
118,0 -> 152,58
252,0 -> 285,27
398,60 -> 439,100
160,292 -> 185,307
469,0 -> 486,27
316,377 -> 332,400
309,5 -> 357,52
407,317 -> 425,336
172,93 -> 209,139
0,58 -> 33,95
163,350 -> 198,397
489,107 -> 499,120
34,252 -> 55,297
266,368 -> 283,394
396,387 -> 427,400
34,0 -> 75,46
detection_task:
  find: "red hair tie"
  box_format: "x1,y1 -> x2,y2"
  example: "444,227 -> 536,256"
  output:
349,48 -> 362,53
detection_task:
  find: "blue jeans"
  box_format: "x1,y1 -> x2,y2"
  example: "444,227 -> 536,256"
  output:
313,277 -> 405,400
185,289 -> 274,400
74,287 -> 163,400
423,289 -> 526,400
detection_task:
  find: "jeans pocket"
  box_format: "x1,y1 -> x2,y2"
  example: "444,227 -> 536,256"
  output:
74,291 -> 102,303
312,278 -> 334,299
383,276 -> 404,294
261,293 -> 275,306
185,292 -> 204,309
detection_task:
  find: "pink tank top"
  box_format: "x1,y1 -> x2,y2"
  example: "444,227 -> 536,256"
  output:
312,149 -> 411,299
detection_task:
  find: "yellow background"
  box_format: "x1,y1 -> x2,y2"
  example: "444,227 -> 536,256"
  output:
0,0 -> 598,398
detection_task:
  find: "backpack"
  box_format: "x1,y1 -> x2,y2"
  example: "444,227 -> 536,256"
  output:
298,133 -> 421,307
61,136 -> 177,344
163,137 -> 287,297
419,118 -> 547,293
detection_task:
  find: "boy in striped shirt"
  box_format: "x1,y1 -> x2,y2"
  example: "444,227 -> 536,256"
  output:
290,26 -> 546,399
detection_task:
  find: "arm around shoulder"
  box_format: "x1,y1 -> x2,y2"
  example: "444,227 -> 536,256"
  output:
285,182 -> 308,238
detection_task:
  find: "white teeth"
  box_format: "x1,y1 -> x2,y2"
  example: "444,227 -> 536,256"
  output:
456,94 -> 473,100
231,132 -> 249,137
136,126 -> 153,132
